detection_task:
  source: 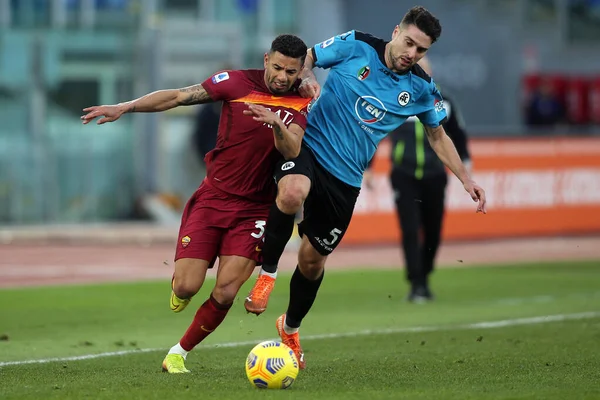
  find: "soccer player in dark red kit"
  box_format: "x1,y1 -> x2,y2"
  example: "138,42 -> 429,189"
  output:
81,34 -> 312,373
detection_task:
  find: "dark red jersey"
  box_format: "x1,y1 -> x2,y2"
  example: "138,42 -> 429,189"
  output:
201,69 -> 310,203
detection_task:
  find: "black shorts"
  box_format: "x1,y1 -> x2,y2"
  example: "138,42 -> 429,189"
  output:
274,145 -> 361,256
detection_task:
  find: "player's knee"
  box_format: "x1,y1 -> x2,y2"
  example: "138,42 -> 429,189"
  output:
298,260 -> 324,280
298,249 -> 326,280
276,184 -> 307,214
172,279 -> 201,300
212,281 -> 239,304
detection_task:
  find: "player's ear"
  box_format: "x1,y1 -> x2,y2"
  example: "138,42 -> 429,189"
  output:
392,24 -> 401,40
263,52 -> 269,69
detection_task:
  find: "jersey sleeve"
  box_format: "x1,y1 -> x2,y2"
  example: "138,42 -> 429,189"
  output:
293,102 -> 310,130
416,79 -> 448,128
285,97 -> 311,131
312,30 -> 358,69
201,70 -> 250,101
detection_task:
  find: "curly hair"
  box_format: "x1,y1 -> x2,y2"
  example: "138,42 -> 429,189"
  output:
400,6 -> 442,43
269,34 -> 308,63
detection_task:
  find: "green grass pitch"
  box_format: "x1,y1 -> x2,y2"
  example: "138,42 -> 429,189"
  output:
1,260 -> 599,399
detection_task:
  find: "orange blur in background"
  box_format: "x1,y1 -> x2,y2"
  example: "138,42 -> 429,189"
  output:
344,137 -> 600,245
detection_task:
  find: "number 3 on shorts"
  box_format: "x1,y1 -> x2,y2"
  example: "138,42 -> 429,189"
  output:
323,228 -> 342,246
251,220 -> 266,239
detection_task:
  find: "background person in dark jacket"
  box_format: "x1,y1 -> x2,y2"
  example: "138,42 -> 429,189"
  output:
389,57 -> 471,303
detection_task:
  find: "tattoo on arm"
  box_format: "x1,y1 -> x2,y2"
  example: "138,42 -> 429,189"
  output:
273,124 -> 284,140
178,84 -> 212,105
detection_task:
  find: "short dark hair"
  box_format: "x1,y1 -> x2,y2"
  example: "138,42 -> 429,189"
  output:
269,34 -> 308,64
400,6 -> 442,43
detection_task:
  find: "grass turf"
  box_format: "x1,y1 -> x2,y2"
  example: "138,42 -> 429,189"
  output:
1,260 -> 599,399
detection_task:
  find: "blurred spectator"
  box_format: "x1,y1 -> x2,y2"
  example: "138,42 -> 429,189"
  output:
525,78 -> 567,127
191,102 -> 221,166
388,56 -> 471,303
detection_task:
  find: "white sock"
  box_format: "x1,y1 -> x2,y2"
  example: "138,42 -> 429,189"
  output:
283,316 -> 299,335
168,343 -> 189,359
260,269 -> 277,279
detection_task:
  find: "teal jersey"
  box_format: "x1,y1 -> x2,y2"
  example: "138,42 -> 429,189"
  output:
304,30 -> 447,187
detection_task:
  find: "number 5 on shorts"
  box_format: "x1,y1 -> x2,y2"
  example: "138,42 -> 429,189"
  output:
323,228 -> 342,246
251,220 -> 266,239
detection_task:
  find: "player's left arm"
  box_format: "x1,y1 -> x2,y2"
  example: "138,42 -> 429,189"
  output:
424,124 -> 468,182
298,50 -> 320,99
243,104 -> 305,160
419,82 -> 486,213
425,124 -> 486,213
443,96 -> 472,171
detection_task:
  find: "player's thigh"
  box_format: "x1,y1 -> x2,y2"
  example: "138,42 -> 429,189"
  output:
173,184 -> 227,294
213,255 -> 257,303
220,207 -> 270,264
276,174 -> 311,213
299,168 -> 360,256
172,258 -> 212,297
274,147 -> 315,210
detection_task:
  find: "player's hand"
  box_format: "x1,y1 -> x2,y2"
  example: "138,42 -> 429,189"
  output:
243,103 -> 280,126
463,179 -> 487,214
81,105 -> 124,125
299,77 -> 321,100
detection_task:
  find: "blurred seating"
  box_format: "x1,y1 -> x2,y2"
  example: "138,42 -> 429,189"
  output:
523,72 -> 600,127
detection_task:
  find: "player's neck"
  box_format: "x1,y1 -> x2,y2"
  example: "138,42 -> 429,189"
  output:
383,43 -> 394,71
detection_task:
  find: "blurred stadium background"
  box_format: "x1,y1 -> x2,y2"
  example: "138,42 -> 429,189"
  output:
0,1 -> 599,398
1,0 -> 600,240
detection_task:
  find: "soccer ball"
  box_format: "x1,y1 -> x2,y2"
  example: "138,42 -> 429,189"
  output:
245,340 -> 299,389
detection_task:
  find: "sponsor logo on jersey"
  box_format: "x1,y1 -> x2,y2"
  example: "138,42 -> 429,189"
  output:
434,99 -> 445,113
320,37 -> 335,48
281,161 -> 295,171
211,72 -> 229,84
357,66 -> 371,81
354,96 -> 387,124
398,91 -> 410,106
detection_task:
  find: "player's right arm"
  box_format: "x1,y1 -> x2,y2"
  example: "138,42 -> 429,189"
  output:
243,104 -> 306,159
298,30 -> 357,99
81,84 -> 214,125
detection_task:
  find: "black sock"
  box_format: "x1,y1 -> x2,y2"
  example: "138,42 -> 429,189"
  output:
261,203 -> 296,273
285,266 -> 324,328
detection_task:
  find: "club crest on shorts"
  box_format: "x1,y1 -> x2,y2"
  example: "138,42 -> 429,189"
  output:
281,161 -> 295,171
398,91 -> 410,106
181,236 -> 191,248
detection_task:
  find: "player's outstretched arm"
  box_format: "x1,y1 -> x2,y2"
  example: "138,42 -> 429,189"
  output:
243,104 -> 305,160
298,49 -> 321,100
425,125 -> 487,214
81,84 -> 213,125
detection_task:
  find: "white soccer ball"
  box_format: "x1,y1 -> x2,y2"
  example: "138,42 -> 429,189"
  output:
245,340 -> 299,389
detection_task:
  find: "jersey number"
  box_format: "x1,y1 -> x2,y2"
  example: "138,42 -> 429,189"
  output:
323,228 -> 342,246
251,220 -> 266,239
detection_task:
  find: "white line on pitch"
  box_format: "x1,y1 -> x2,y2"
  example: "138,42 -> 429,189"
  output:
1,311 -> 598,367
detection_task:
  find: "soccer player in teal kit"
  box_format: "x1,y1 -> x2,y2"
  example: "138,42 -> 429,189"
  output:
244,6 -> 487,369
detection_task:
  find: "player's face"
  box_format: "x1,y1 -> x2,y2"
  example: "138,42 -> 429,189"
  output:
264,51 -> 304,94
386,24 -> 432,73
